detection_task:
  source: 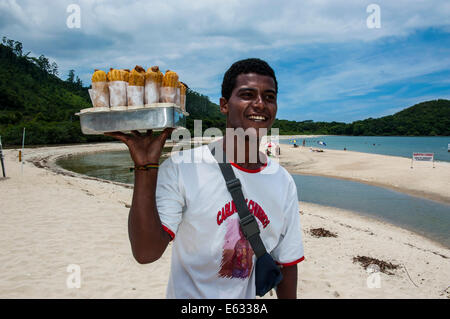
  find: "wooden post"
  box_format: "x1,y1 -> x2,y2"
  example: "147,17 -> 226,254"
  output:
21,127 -> 25,174
0,136 -> 5,177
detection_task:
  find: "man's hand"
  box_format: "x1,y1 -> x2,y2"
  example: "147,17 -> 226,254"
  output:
105,127 -> 174,165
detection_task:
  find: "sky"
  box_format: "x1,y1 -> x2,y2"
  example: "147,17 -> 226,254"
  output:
1,0 -> 449,123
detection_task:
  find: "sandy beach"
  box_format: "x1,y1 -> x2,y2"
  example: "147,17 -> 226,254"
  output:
0,141 -> 449,299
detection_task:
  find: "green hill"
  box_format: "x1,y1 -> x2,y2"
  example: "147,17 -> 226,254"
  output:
346,99 -> 450,136
185,90 -> 225,133
0,39 -> 106,145
274,99 -> 450,136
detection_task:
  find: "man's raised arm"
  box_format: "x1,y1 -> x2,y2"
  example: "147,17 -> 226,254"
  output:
105,128 -> 173,264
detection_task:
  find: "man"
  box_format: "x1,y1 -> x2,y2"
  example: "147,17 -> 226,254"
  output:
106,58 -> 304,299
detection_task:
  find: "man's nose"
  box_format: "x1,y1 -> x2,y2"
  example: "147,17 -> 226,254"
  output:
253,94 -> 265,110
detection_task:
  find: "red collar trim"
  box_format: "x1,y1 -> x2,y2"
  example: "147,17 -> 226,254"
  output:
229,160 -> 268,173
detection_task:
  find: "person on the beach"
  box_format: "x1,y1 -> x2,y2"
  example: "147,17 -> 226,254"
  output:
106,58 -> 304,299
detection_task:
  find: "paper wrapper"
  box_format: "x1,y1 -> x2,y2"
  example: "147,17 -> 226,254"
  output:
89,82 -> 110,107
127,85 -> 144,106
144,80 -> 160,105
180,92 -> 186,112
160,86 -> 177,103
108,81 -> 127,107
175,87 -> 181,108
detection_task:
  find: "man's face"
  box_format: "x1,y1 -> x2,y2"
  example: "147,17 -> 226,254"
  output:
220,73 -> 277,136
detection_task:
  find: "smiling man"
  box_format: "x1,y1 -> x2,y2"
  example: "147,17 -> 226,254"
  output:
106,58 -> 304,299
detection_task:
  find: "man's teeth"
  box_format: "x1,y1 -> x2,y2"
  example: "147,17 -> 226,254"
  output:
248,115 -> 266,121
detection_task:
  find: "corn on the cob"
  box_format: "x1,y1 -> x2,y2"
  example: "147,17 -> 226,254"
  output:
145,66 -> 163,83
92,69 -> 107,83
162,70 -> 179,87
121,69 -> 130,83
107,68 -> 128,82
179,82 -> 187,111
179,82 -> 187,95
128,65 -> 146,86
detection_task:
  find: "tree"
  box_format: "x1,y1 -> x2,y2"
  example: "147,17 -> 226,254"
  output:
5,38 -> 14,49
50,62 -> 58,76
75,76 -> 83,88
67,69 -> 75,83
13,41 -> 23,56
2,37 -> 21,56
34,54 -> 51,72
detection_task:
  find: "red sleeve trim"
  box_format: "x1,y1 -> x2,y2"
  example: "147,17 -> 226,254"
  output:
276,256 -> 304,267
162,225 -> 175,241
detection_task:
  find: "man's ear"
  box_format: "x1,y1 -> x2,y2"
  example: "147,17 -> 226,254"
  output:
219,97 -> 228,115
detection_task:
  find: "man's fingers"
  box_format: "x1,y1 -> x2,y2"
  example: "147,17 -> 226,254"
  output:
159,127 -> 175,141
105,128 -> 173,145
104,131 -> 130,143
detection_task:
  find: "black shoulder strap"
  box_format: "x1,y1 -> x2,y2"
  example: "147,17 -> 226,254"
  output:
209,143 -> 267,258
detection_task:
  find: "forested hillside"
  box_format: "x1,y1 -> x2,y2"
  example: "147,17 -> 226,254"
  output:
273,99 -> 450,136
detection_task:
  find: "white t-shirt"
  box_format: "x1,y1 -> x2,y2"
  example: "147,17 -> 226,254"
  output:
156,142 -> 304,299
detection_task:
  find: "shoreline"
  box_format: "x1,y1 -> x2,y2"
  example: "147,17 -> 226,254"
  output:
1,142 -> 449,298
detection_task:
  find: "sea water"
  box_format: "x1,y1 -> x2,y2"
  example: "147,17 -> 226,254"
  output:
280,136 -> 450,162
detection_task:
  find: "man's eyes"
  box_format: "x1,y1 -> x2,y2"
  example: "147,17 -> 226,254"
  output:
240,92 -> 254,98
240,92 -> 276,101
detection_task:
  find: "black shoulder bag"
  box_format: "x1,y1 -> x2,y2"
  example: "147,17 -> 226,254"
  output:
210,144 -> 283,297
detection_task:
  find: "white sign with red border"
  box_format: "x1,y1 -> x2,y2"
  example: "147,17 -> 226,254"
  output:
411,152 -> 435,168
412,153 -> 434,161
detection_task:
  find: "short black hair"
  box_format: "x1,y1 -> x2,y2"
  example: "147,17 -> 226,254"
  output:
221,58 -> 278,100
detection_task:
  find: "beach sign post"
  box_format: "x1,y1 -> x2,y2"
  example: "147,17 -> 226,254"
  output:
21,127 -> 25,175
0,136 -> 5,177
411,152 -> 434,169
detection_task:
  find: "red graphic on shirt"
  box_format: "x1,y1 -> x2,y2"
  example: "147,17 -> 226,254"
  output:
219,218 -> 254,279
218,199 -> 269,279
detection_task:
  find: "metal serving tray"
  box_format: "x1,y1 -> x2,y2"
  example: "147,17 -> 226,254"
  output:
76,104 -> 188,135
